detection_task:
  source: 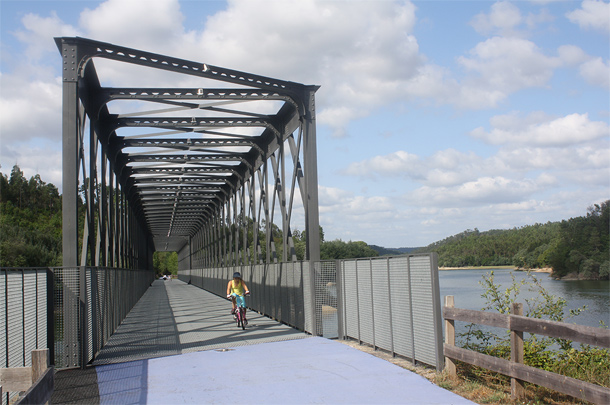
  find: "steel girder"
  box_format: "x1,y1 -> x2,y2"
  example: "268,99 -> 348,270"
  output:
56,37 -> 321,269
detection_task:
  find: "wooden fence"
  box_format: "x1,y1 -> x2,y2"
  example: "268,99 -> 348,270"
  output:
0,349 -> 54,405
443,296 -> 610,405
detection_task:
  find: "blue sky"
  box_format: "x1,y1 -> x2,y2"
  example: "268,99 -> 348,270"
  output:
1,0 -> 608,248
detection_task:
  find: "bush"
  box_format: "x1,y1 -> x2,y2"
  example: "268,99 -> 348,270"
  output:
460,271 -> 610,388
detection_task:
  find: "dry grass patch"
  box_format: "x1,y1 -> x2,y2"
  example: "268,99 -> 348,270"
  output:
339,340 -> 596,405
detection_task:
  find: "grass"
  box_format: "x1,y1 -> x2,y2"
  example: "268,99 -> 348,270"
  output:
434,362 -> 598,405
339,339 -> 601,405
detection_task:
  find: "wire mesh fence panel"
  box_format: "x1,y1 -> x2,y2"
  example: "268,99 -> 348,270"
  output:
59,267 -> 81,368
6,271 -> 25,369
410,255 -> 441,368
342,260 -> 359,340
336,254 -> 442,369
0,274 -> 4,368
371,259 -> 392,351
356,259 -> 374,344
389,256 -> 414,360
23,270 -> 38,366
86,267 -> 93,364
302,261 -> 315,334
280,263 -> 289,324
313,261 -> 335,338
290,262 -> 305,330
1,268 -> 51,405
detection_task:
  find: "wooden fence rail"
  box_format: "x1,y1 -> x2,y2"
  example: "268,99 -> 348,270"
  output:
443,295 -> 610,405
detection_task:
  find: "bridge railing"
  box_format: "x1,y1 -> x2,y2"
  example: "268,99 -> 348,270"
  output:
1,266 -> 154,380
179,253 -> 444,370
1,268 -> 52,405
178,261 -> 328,335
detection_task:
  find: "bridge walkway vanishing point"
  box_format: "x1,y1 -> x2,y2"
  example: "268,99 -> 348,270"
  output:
51,279 -> 474,404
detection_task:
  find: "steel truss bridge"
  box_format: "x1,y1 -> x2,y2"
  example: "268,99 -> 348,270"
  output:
56,37 -> 321,269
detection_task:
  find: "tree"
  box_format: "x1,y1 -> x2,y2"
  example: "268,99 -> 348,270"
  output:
153,251 -> 178,276
320,239 -> 378,260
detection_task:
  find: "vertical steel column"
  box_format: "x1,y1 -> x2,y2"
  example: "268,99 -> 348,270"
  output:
100,156 -> 107,266
108,170 -> 114,267
302,86 -> 321,261
301,86 -> 320,335
60,40 -> 80,267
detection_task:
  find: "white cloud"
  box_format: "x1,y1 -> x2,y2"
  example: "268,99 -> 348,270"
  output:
14,12 -> 80,61
344,150 -> 422,178
470,112 -> 609,146
79,0 -> 186,50
193,0 -> 422,136
470,1 -> 523,36
458,37 -> 560,94
557,44 -> 589,66
579,57 -> 610,89
495,142 -> 609,172
408,176 -> 547,208
0,75 -> 62,143
566,0 -> 610,32
0,144 -> 62,187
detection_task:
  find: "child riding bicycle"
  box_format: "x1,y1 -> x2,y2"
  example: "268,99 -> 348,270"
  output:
226,272 -> 250,315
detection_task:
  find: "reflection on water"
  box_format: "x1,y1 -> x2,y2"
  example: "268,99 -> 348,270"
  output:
439,269 -> 610,329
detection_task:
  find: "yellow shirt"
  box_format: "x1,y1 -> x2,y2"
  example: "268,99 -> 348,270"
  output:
230,280 -> 245,295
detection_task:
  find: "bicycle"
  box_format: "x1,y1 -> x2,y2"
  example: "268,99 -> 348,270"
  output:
228,292 -> 250,330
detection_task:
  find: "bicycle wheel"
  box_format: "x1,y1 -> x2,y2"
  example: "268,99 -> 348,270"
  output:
240,307 -> 246,330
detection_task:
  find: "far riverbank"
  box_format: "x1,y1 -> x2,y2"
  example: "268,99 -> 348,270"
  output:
438,265 -> 552,274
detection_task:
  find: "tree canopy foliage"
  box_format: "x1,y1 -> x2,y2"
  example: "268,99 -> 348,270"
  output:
1,166 -> 62,266
418,200 -> 609,280
153,251 -> 178,276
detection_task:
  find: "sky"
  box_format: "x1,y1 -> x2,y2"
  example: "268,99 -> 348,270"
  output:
0,0 -> 608,248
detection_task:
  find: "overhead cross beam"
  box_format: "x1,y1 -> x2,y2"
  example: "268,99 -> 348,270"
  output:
56,37 -> 320,269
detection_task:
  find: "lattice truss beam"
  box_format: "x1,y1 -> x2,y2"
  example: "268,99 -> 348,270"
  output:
56,37 -> 320,268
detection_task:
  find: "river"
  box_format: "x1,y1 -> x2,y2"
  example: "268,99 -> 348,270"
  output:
438,268 -> 610,341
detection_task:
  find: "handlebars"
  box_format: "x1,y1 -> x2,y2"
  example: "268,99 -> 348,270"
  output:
227,292 -> 250,299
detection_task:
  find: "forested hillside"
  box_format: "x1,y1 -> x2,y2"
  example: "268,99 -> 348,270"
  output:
0,166 -> 63,266
418,201 -> 609,280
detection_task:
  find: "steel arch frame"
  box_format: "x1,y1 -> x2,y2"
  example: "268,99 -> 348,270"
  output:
57,37 -> 320,269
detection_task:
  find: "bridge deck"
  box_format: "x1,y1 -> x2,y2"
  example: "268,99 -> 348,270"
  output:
52,279 -> 473,404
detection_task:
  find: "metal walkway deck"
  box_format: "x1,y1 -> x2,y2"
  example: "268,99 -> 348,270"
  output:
52,279 -> 473,404
92,279 -> 309,365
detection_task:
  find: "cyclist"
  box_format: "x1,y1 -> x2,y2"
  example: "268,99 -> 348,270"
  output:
226,272 -> 250,316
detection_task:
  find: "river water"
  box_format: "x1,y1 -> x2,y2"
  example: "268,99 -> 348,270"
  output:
438,268 -> 610,340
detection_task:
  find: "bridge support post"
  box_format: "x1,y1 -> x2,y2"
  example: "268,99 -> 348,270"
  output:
59,40 -> 80,267
302,86 -> 321,262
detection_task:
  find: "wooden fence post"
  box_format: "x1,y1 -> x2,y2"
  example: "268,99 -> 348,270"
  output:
31,349 -> 49,383
511,302 -> 525,400
444,295 -> 456,377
